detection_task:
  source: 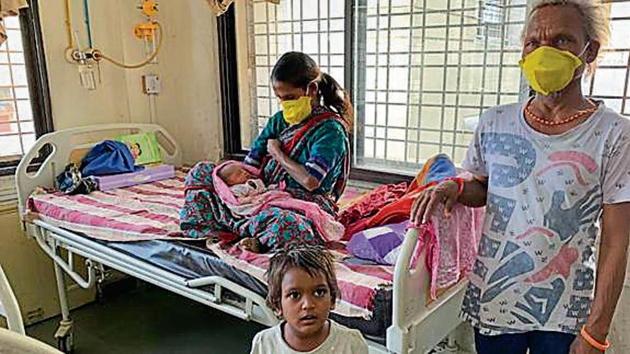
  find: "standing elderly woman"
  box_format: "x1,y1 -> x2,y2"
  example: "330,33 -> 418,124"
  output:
412,1 -> 630,353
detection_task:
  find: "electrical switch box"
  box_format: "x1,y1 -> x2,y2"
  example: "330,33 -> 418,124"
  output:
142,74 -> 161,95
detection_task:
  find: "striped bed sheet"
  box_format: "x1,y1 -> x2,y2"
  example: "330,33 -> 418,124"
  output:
26,168 -> 390,319
208,243 -> 392,319
27,169 -> 189,242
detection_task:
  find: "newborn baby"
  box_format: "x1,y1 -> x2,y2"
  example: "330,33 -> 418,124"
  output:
217,163 -> 257,186
216,162 -> 275,253
217,163 -> 270,200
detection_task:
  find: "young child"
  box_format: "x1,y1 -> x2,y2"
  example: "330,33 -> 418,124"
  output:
250,244 -> 368,354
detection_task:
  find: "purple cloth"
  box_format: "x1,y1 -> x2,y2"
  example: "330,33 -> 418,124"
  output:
95,165 -> 175,191
346,221 -> 409,265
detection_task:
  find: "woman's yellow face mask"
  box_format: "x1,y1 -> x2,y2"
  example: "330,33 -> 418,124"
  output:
281,96 -> 313,125
273,80 -> 318,125
519,4 -> 595,96
519,44 -> 589,96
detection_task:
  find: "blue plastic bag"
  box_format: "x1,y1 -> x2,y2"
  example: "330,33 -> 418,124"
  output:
80,140 -> 143,177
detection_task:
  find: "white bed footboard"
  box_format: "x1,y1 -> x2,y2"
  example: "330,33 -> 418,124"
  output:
387,228 -> 467,354
15,124 -> 182,217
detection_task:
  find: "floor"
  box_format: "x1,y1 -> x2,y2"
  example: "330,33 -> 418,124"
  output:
26,281 -> 477,354
27,283 -> 265,354
22,257 -> 630,354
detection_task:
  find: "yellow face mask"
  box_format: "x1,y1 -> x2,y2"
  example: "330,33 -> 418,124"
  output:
281,96 -> 313,125
519,45 -> 587,96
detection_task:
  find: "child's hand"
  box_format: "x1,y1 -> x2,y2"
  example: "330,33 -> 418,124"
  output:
267,139 -> 283,161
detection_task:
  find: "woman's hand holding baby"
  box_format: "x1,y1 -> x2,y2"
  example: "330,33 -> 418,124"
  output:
266,138 -> 321,192
267,139 -> 284,162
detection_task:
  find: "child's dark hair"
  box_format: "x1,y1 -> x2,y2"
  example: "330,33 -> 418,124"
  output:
265,243 -> 338,312
271,51 -> 353,131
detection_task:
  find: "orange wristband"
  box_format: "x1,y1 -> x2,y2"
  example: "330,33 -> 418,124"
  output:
580,326 -> 610,352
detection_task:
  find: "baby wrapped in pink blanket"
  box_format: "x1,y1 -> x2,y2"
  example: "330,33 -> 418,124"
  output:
213,161 -> 345,251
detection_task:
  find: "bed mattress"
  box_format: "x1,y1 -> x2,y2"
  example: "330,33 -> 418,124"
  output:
27,169 -> 392,342
105,239 -> 392,343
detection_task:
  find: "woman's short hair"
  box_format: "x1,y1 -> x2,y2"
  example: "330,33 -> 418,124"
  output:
524,0 -> 611,73
265,243 -> 338,313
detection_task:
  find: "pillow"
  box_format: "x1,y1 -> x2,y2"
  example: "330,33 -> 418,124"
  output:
346,221 -> 409,265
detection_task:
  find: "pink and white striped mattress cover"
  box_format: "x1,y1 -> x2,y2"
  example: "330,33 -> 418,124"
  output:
26,168 -> 391,319
208,243 -> 392,319
27,169 -> 190,242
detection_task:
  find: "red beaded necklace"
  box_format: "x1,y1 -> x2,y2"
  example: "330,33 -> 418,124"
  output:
524,99 -> 598,127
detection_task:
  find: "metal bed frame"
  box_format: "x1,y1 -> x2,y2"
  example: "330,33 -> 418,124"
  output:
15,124 -> 467,353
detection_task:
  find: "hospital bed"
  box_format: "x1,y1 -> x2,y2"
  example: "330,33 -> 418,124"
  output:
15,124 -> 469,353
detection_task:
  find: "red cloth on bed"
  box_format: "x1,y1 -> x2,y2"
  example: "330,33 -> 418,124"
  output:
337,182 -> 407,227
342,181 -> 437,240
340,154 -> 455,240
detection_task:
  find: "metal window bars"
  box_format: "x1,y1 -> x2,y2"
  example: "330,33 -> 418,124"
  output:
249,0 -> 346,144
478,0 -> 504,40
354,0 -> 527,174
584,1 -> 630,117
0,16 -> 35,160
246,0 -> 630,175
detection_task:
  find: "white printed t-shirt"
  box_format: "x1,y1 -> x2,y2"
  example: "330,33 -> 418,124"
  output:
250,320 -> 368,354
460,101 -> 630,335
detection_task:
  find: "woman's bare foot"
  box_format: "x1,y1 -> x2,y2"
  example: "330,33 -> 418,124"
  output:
239,237 -> 262,253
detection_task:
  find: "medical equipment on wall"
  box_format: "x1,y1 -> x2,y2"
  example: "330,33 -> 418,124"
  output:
64,0 -> 163,90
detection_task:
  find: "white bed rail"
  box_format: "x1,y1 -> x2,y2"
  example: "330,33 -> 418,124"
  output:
0,265 -> 26,335
15,124 -> 182,218
387,227 -> 467,354
32,219 -> 278,326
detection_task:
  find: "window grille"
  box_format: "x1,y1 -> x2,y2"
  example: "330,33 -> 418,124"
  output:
353,0 -> 528,174
243,0 -> 630,175
0,16 -> 35,160
247,0 -> 346,147
584,1 -> 630,118
478,0 -> 504,41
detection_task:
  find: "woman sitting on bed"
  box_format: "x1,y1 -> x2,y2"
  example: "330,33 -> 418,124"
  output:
180,51 -> 352,253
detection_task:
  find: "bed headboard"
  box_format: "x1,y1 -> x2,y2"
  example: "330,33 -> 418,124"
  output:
15,124 -> 182,217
